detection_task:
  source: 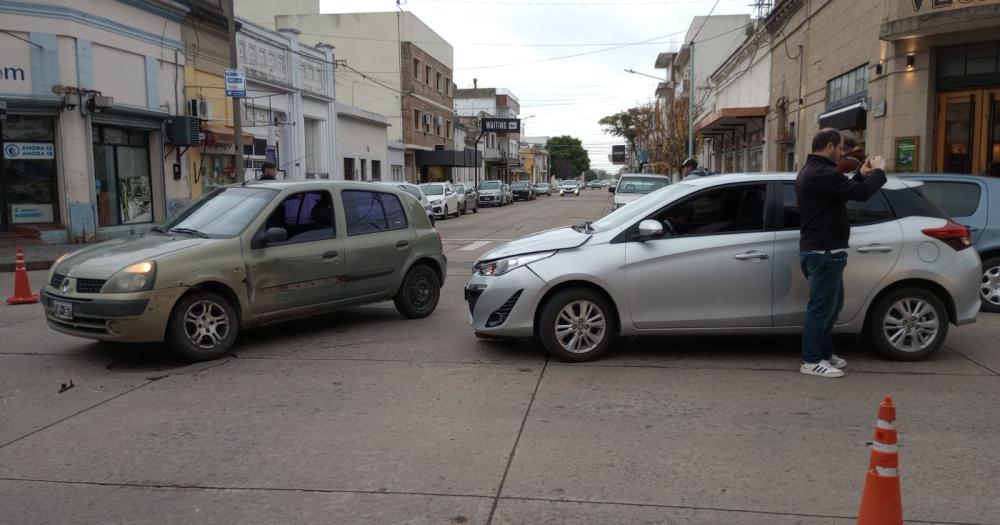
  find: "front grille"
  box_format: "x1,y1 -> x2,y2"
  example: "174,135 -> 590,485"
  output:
487,290 -> 523,328
48,315 -> 109,335
76,278 -> 106,294
50,273 -> 66,288
465,285 -> 486,316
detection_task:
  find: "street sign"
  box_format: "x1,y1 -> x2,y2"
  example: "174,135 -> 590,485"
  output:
224,69 -> 246,98
481,118 -> 520,134
611,145 -> 626,164
0,101 -> 6,121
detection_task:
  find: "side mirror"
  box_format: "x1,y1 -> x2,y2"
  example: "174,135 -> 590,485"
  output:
637,219 -> 665,241
608,186 -> 615,193
265,227 -> 288,244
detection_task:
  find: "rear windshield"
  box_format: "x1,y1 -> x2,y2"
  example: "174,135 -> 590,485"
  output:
884,187 -> 950,220
479,181 -> 501,190
511,182 -> 528,188
400,186 -> 422,201
421,184 -> 444,195
617,177 -> 669,194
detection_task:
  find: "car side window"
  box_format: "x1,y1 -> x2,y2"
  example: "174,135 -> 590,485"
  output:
264,190 -> 335,244
654,184 -> 766,236
343,190 -> 389,236
380,193 -> 409,231
780,183 -> 801,229
846,192 -> 893,225
918,181 -> 981,218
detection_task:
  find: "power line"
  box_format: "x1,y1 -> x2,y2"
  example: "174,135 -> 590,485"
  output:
415,0 -> 731,4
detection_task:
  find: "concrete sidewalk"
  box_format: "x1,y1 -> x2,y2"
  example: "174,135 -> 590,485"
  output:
0,244 -> 79,273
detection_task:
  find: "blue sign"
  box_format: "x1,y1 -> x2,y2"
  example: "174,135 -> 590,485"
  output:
265,147 -> 277,163
224,69 -> 246,98
3,142 -> 55,159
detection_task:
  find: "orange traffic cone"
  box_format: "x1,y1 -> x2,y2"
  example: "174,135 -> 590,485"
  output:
857,395 -> 903,525
6,247 -> 39,305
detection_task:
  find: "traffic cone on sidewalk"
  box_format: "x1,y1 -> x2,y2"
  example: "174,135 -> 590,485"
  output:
6,247 -> 39,305
856,395 -> 903,525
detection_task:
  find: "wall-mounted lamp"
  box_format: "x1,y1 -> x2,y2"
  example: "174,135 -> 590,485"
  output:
906,55 -> 915,70
875,62 -> 884,76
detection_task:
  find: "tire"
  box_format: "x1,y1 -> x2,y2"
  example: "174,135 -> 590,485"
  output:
980,256 -> 1000,313
460,202 -> 467,215
394,264 -> 441,319
165,291 -> 239,361
473,203 -> 478,213
867,287 -> 949,361
537,288 -> 616,362
440,205 -> 449,220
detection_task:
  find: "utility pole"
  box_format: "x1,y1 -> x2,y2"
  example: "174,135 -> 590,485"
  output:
687,41 -> 695,158
227,0 -> 243,178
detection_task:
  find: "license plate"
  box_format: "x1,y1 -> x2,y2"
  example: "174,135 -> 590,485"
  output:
52,300 -> 73,320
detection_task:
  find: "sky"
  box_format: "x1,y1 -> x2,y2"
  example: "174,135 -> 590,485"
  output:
319,0 -> 755,172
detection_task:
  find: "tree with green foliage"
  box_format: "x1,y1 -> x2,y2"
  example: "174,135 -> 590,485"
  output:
545,136 -> 590,179
583,169 -> 598,182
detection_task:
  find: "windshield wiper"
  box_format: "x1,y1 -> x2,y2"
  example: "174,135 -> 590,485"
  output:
150,226 -> 168,234
169,228 -> 210,238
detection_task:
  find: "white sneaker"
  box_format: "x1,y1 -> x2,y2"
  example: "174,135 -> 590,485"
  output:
828,354 -> 847,369
800,360 -> 845,378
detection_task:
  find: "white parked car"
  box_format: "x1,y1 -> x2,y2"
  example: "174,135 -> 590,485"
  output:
420,183 -> 462,220
378,182 -> 435,224
613,174 -> 670,210
558,180 -> 581,197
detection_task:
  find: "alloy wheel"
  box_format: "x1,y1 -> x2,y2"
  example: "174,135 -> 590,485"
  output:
554,300 -> 607,354
882,298 -> 940,353
981,265 -> 1000,307
183,300 -> 231,349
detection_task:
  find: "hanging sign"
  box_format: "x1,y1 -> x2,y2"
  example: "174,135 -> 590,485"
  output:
224,69 -> 247,98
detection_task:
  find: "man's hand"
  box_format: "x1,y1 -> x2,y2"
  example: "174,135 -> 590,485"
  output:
859,155 -> 886,177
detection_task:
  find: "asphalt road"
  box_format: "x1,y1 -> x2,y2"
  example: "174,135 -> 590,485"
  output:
1,189 -> 998,524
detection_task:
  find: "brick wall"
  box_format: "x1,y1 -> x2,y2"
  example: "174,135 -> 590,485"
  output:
401,42 -> 455,148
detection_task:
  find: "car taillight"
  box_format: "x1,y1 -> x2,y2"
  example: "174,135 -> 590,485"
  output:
921,221 -> 972,251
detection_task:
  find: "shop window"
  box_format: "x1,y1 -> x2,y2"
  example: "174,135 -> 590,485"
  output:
200,154 -> 237,192
1,116 -> 58,225
93,125 -> 152,227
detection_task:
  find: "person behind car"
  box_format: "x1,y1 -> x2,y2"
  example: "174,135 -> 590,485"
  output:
680,158 -> 714,180
836,131 -> 866,175
260,162 -> 278,181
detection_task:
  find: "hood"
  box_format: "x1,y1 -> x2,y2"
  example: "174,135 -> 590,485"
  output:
427,195 -> 444,202
55,234 -> 210,280
480,226 -> 590,260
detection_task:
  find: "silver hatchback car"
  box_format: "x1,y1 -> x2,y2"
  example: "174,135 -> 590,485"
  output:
466,174 -> 980,362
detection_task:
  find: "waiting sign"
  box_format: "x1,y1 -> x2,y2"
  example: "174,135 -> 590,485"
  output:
3,142 -> 55,160
481,118 -> 521,133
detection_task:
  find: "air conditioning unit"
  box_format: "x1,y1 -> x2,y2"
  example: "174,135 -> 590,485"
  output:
166,116 -> 201,146
188,98 -> 213,120
435,116 -> 444,126
273,112 -> 289,125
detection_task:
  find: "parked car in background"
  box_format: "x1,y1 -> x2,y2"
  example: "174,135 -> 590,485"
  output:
535,182 -> 552,196
378,182 -> 435,225
900,174 -> 1000,312
466,174 -> 979,362
478,180 -> 506,207
43,182 -> 447,361
613,174 -> 671,210
608,179 -> 619,192
511,181 -> 536,201
420,183 -> 461,220
558,180 -> 581,197
451,183 -> 479,214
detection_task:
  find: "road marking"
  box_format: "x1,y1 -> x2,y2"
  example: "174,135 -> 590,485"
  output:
460,240 -> 491,251
444,238 -> 512,242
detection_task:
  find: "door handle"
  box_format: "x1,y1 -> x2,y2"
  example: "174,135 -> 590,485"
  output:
857,244 -> 893,254
322,250 -> 339,259
396,240 -> 410,249
734,250 -> 769,261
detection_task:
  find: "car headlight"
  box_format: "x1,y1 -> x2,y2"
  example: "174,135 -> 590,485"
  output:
104,261 -> 157,293
474,251 -> 555,276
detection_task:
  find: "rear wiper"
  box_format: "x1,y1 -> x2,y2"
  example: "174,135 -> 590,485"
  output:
169,228 -> 209,238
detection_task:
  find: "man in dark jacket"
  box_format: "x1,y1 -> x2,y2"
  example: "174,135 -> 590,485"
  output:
796,128 -> 887,378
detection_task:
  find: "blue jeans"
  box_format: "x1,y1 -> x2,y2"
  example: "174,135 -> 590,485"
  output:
800,251 -> 847,364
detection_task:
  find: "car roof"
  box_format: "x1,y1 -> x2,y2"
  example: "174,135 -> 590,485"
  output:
620,174 -> 669,179
680,172 -> 919,191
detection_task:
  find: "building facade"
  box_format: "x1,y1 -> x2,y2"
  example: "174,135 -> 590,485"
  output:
336,102 -> 389,181
454,87 -> 522,183
1,0 -> 189,242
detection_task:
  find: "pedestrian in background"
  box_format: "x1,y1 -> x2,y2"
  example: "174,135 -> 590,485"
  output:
836,130 -> 866,175
260,162 -> 278,181
796,128 -> 887,378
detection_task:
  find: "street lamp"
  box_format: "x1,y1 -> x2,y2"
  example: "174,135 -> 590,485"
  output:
624,69 -> 667,82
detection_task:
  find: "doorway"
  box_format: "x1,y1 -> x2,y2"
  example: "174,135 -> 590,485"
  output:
935,89 -> 1000,175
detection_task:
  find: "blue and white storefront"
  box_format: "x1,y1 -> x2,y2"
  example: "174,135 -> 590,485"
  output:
0,0 -> 188,242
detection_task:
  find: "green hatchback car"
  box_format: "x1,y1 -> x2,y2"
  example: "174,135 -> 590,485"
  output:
42,181 -> 447,361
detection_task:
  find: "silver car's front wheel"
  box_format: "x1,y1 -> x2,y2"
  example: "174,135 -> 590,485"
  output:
868,287 -> 947,361
980,257 -> 1000,312
538,288 -> 616,362
166,291 -> 239,361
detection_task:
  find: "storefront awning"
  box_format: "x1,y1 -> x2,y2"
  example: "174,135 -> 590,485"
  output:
416,148 -> 481,168
203,126 -> 254,145
818,102 -> 866,130
695,107 -> 768,134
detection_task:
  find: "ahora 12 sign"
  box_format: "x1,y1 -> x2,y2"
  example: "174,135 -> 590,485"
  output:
481,118 -> 521,134
3,142 -> 55,159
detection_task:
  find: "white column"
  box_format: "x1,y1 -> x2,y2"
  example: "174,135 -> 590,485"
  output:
280,28 -> 306,180
316,43 -> 338,180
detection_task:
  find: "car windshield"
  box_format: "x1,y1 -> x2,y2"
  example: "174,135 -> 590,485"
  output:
421,184 -> 445,195
561,181 -> 578,187
537,183 -> 549,188
479,181 -> 501,190
160,187 -> 277,238
511,182 -> 528,188
617,178 -> 670,194
591,183 -> 693,232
